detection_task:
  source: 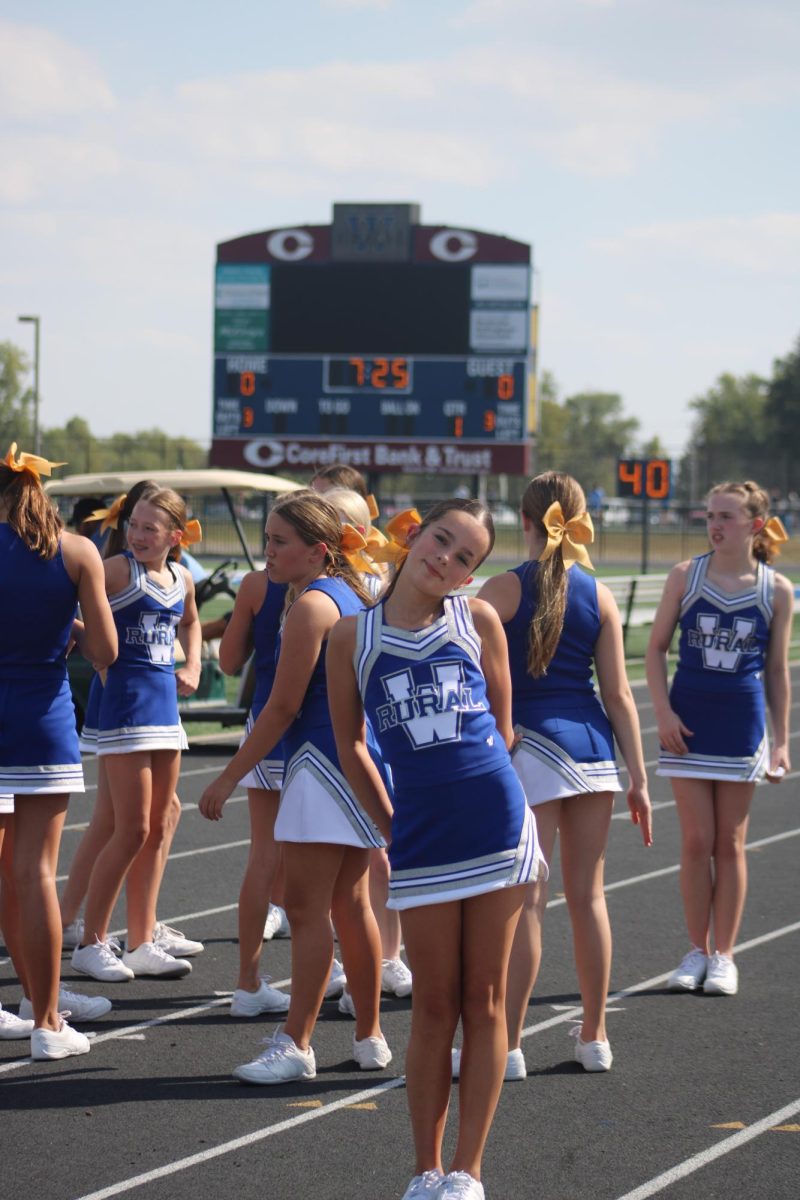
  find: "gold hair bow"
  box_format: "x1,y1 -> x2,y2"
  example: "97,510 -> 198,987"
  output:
89,493 -> 127,534
339,522 -> 373,572
369,508 -> 422,567
3,442 -> 66,482
762,515 -> 789,555
180,519 -> 203,549
366,493 -> 380,521
538,501 -> 595,571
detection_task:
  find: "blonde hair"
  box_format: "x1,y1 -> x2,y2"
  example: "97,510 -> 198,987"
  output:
322,487 -> 371,534
0,463 -> 62,559
132,487 -> 188,534
272,489 -> 373,605
707,480 -> 775,563
521,471 -> 587,678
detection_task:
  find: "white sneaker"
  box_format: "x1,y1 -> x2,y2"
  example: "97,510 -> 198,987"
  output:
324,959 -> 347,999
436,1171 -> 485,1199
381,957 -> 412,997
401,1169 -> 444,1199
233,1029 -> 316,1085
61,919 -> 84,950
703,952 -> 738,995
338,989 -> 356,1018
572,1029 -> 613,1072
152,921 -> 204,957
31,1016 -> 91,1061
451,1046 -> 526,1081
668,947 -> 709,991
19,988 -> 112,1024
263,904 -> 291,940
121,942 -> 192,978
230,977 -> 291,1016
73,938 -> 134,982
0,1003 -> 34,1040
352,1032 -> 392,1070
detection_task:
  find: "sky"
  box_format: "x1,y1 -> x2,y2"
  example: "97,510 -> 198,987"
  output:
1,0 -> 799,460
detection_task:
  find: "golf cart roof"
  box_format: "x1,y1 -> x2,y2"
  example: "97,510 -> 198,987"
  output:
46,468 -> 302,497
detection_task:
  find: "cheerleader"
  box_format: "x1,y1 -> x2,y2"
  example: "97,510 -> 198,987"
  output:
200,490 -> 391,1083
0,444 -> 116,1059
477,472 -> 651,1078
646,480 -> 791,995
327,499 -> 546,1200
72,488 -> 201,982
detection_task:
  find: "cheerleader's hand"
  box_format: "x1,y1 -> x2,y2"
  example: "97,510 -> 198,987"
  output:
656,708 -> 693,756
199,772 -> 236,821
627,783 -> 653,847
175,662 -> 201,697
766,745 -> 790,783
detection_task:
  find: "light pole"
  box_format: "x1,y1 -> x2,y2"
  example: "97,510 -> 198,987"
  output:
17,314 -> 41,455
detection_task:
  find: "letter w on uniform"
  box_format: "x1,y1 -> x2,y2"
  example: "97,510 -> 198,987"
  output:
382,663 -> 464,748
697,614 -> 756,671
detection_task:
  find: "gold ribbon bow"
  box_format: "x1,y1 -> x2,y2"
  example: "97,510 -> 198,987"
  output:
762,515 -> 789,556
3,442 -> 66,482
369,508 -> 422,567
89,493 -> 127,534
180,519 -> 203,549
339,522 -> 372,572
366,493 -> 380,521
538,501 -> 595,571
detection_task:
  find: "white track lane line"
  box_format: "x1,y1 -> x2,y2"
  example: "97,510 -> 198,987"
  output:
58,919 -> 800,1200
610,1095 -> 800,1200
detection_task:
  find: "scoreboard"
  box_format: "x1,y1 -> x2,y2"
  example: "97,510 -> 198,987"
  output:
210,203 -> 535,475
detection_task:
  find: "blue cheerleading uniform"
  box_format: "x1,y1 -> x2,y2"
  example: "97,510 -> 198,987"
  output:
238,577 -> 287,791
97,552 -> 187,755
504,561 -> 621,805
657,553 -> 773,781
274,577 -> 387,849
354,593 -> 545,910
78,671 -> 103,753
0,525 -> 83,793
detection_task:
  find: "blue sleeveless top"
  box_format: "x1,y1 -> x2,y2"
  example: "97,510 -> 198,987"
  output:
673,553 -> 773,697
503,561 -> 599,714
281,576 -> 366,762
251,578 -> 288,715
0,525 -> 77,679
355,594 -> 509,786
107,551 -> 185,676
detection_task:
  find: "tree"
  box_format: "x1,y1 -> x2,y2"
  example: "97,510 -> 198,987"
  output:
535,380 -> 639,493
681,373 -> 770,497
0,341 -> 34,449
764,335 -> 800,490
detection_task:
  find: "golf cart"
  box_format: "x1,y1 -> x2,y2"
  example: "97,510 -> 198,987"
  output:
46,468 -> 302,728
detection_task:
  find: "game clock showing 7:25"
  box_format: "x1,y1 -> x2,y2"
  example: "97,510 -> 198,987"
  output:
616,458 -> 672,499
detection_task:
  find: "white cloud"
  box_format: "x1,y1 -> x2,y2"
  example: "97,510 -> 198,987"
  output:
593,214 -> 800,276
0,22 -> 115,120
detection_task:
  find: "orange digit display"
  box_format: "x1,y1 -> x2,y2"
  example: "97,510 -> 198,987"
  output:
391,358 -> 409,389
371,358 -> 389,388
617,459 -> 643,496
454,416 -> 464,438
497,374 -> 514,400
483,410 -> 496,433
242,406 -> 254,428
645,459 -> 670,499
240,371 -> 256,397
349,357 -> 365,386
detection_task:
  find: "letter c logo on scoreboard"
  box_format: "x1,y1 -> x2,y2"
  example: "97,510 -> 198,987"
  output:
243,439 -> 286,469
266,229 -> 314,261
429,229 -> 478,262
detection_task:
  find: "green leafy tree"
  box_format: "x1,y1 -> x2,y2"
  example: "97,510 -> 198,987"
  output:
681,373 -> 770,497
765,335 -> 800,490
0,341 -> 34,449
536,381 -> 639,493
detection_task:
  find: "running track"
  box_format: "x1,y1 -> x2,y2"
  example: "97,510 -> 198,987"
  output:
1,670 -> 799,1200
